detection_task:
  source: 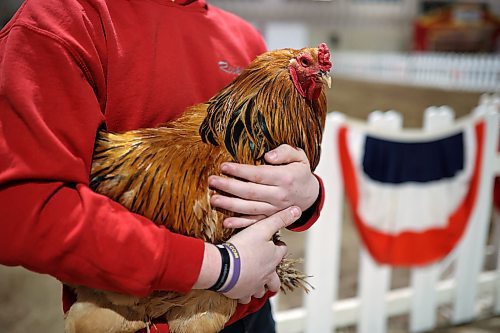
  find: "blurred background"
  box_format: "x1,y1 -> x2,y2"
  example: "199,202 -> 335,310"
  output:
1,0 -> 499,332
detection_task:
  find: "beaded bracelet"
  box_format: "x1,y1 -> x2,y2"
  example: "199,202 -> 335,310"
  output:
219,242 -> 241,293
208,244 -> 230,291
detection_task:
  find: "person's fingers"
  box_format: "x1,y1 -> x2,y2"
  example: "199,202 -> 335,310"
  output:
253,287 -> 267,299
218,162 -> 279,185
209,175 -> 266,199
266,273 -> 281,293
208,175 -> 279,202
253,206 -> 301,240
210,194 -> 276,216
264,144 -> 308,165
238,296 -> 251,304
223,215 -> 267,228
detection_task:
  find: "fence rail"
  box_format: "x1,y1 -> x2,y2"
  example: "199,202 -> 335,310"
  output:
334,52 -> 500,92
274,95 -> 500,333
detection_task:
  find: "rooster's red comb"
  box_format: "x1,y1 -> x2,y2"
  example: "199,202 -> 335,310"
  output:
318,43 -> 332,72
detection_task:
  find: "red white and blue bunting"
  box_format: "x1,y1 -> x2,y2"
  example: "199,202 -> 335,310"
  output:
338,118 -> 485,266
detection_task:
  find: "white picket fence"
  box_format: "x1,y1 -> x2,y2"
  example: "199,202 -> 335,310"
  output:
274,94 -> 500,333
334,52 -> 500,92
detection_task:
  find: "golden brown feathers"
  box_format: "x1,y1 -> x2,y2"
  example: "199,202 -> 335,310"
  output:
91,106 -> 233,243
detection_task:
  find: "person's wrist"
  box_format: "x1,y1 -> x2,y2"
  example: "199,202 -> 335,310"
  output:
193,243 -> 221,289
302,174 -> 320,211
219,242 -> 240,293
209,244 -> 232,291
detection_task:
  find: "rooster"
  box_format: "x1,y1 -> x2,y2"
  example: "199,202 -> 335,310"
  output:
65,43 -> 332,333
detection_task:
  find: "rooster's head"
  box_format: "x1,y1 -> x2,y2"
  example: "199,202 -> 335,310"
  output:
289,43 -> 332,101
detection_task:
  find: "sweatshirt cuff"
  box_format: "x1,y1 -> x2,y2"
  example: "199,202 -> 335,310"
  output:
154,231 -> 205,293
287,174 -> 325,232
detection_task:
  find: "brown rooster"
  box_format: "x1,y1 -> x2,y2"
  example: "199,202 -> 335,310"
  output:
64,43 -> 332,333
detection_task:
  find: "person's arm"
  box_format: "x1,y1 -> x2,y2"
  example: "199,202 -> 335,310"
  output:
209,144 -> 325,231
0,23 -> 206,296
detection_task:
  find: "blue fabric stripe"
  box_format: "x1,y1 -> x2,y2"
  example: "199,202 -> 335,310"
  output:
362,132 -> 464,183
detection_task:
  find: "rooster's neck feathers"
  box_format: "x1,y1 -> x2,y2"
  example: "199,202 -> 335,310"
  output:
199,48 -> 327,169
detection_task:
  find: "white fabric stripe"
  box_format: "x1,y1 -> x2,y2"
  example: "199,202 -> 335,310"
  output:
346,121 -> 476,234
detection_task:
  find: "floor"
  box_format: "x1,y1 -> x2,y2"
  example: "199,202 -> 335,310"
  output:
0,265 -> 64,333
432,317 -> 500,333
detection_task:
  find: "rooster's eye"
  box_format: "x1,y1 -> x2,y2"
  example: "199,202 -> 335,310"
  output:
300,58 -> 310,67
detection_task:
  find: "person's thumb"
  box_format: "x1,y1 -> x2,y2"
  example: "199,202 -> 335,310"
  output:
256,206 -> 302,240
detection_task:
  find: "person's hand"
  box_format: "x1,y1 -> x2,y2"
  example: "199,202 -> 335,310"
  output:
208,144 -> 319,228
222,206 -> 301,304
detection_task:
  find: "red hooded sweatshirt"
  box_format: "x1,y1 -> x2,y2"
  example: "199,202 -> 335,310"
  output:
0,0 -> 323,330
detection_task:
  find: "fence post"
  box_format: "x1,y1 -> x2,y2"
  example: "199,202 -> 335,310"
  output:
357,110 -> 402,333
304,112 -> 345,333
452,107 -> 499,324
409,106 -> 456,333
481,94 -> 500,316
495,207 -> 500,315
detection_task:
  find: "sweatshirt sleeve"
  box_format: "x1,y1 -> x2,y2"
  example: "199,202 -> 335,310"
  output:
0,24 -> 204,297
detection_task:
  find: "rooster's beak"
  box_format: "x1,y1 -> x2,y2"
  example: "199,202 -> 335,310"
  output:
320,71 -> 332,89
